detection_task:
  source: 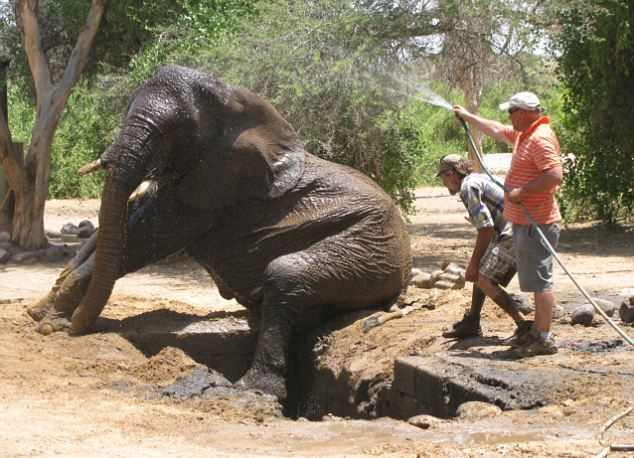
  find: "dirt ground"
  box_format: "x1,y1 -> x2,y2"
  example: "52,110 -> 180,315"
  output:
1,187 -> 633,457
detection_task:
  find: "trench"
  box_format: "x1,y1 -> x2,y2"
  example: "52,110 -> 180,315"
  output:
116,310 -> 630,421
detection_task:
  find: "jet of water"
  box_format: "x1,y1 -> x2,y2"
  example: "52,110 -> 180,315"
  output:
393,76 -> 454,111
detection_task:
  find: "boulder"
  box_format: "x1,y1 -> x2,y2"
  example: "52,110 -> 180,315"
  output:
0,248 -> 10,263
456,401 -> 502,419
407,414 -> 444,429
619,297 -> 634,324
592,298 -> 617,317
509,293 -> 533,315
12,250 -> 39,264
411,271 -> 432,288
77,220 -> 95,238
570,303 -> 596,326
43,245 -> 66,262
551,304 -> 566,319
61,223 -> 79,235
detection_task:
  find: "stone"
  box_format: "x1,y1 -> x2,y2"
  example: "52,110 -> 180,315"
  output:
456,401 -> 502,419
510,293 -> 534,315
43,245 -> 66,262
443,262 -> 466,275
434,280 -> 454,290
61,233 -> 79,243
551,304 -> 565,319
407,414 -> 443,429
619,297 -> 634,323
12,250 -> 39,264
0,248 -> 10,263
429,269 -> 445,286
592,298 -> 617,317
411,272 -> 432,288
77,220 -> 95,238
0,241 -> 11,249
570,303 -> 596,326
61,223 -> 79,235
0,231 -> 10,243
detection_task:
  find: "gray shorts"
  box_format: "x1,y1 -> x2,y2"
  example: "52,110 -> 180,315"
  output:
512,222 -> 561,292
479,234 -> 516,283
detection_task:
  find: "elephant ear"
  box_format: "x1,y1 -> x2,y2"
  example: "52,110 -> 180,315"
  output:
177,79 -> 305,209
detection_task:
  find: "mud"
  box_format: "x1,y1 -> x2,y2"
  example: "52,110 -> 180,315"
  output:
0,188 -> 633,457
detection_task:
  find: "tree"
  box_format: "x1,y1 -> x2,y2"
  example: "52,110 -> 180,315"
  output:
553,0 -> 634,224
0,0 -> 105,248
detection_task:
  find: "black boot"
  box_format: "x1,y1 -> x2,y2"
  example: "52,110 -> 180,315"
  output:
442,313 -> 483,339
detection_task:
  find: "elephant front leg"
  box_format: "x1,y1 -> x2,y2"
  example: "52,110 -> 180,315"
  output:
36,253 -> 95,335
27,233 -> 98,325
234,256 -> 309,401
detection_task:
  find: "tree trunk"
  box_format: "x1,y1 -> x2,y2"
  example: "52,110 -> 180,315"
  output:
11,185 -> 45,247
0,0 -> 106,249
463,80 -> 484,173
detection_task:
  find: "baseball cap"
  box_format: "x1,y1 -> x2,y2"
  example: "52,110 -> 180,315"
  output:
499,91 -> 541,112
435,154 -> 464,177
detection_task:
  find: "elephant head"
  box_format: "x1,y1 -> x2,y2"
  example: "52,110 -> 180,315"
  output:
71,65 -> 305,333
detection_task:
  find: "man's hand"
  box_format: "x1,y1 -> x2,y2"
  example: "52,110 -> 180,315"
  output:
453,105 -> 472,120
465,259 -> 479,282
505,187 -> 524,204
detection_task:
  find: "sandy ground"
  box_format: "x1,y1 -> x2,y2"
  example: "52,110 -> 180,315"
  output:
0,187 -> 633,457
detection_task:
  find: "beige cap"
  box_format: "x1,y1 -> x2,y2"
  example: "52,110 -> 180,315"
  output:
435,154 -> 464,177
499,91 -> 541,111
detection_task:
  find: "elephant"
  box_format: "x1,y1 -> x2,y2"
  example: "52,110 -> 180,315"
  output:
29,65 -> 412,400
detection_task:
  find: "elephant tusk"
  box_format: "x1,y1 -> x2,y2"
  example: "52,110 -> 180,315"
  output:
129,180 -> 155,202
77,159 -> 103,176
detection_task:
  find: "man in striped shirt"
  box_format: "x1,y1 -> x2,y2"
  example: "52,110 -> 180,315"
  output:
437,154 -> 530,340
454,92 -> 563,357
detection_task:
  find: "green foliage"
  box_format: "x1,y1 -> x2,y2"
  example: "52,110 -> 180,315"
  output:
554,0 -> 634,224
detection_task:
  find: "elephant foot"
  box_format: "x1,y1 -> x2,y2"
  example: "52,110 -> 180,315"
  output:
36,310 -> 73,335
26,291 -> 56,322
234,366 -> 287,402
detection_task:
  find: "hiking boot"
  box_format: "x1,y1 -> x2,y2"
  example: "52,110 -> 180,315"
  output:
442,314 -> 483,339
514,336 -> 558,357
503,320 -> 534,347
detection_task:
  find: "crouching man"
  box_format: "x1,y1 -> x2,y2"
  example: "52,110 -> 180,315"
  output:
437,154 -> 530,340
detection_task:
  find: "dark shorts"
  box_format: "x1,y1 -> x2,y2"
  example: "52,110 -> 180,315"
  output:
479,234 -> 516,283
512,222 -> 560,292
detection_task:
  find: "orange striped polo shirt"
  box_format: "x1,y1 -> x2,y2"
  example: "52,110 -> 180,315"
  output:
503,116 -> 562,225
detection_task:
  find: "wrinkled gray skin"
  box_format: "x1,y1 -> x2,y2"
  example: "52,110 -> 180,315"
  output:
29,65 -> 412,400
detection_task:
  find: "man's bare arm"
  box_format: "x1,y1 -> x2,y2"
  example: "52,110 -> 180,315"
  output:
453,106 -> 511,144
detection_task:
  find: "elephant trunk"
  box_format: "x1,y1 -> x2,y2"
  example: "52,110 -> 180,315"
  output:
71,177 -> 131,333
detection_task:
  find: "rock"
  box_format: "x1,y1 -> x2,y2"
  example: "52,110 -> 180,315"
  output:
61,223 -> 79,235
619,297 -> 634,323
439,272 -> 460,283
429,269 -> 445,286
0,248 -> 10,263
551,305 -> 565,319
12,250 -> 39,264
570,303 -> 596,326
407,414 -> 443,429
43,245 -> 66,262
0,241 -> 11,250
592,298 -> 617,317
411,271 -> 432,288
456,401 -> 502,419
45,230 -> 62,239
411,267 -> 422,277
0,231 -> 10,243
443,262 -> 466,275
61,233 -> 79,243
510,293 -> 534,315
77,220 -> 95,238
434,280 -> 454,290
